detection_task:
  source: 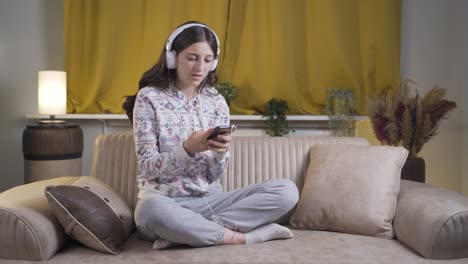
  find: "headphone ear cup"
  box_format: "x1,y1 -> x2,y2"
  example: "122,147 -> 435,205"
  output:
210,58 -> 218,71
165,50 -> 177,69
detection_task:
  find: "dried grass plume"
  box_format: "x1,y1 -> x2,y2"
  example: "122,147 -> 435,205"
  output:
367,80 -> 457,158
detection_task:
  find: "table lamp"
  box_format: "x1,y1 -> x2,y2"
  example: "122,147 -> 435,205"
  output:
22,70 -> 83,183
38,71 -> 67,124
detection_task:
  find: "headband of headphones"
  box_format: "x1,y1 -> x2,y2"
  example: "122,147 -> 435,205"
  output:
165,23 -> 220,56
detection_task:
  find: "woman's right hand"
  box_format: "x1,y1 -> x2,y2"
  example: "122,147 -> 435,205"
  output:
182,130 -> 212,157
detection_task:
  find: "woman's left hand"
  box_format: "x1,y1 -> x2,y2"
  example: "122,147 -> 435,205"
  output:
207,133 -> 231,154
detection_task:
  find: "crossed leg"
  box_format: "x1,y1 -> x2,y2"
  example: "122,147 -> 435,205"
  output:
134,179 -> 299,248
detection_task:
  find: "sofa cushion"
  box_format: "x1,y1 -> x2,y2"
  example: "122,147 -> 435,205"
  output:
290,144 -> 408,238
0,176 -> 78,261
44,176 -> 134,254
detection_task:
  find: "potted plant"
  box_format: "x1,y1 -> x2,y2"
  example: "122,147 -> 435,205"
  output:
366,80 -> 457,182
262,98 -> 292,137
217,81 -> 237,106
326,88 -> 355,136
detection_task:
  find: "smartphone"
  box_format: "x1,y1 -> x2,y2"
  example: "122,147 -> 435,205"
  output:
207,125 -> 237,140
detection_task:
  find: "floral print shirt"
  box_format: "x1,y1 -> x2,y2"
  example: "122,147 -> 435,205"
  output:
133,86 -> 230,198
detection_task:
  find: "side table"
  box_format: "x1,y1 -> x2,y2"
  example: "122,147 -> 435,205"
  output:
22,123 -> 83,183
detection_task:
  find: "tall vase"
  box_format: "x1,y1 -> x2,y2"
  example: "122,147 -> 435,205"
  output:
401,157 -> 425,183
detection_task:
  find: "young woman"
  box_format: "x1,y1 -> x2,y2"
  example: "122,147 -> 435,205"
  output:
123,21 -> 299,249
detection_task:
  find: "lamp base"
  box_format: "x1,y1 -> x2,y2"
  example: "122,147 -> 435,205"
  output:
38,119 -> 67,126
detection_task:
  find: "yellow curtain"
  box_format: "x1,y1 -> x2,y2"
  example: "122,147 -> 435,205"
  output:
65,0 -> 400,115
219,0 -> 401,114
64,0 -> 229,113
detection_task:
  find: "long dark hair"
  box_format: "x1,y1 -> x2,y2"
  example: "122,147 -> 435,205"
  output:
123,21 -> 219,123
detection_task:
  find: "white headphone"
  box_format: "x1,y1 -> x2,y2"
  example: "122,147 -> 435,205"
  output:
165,23 -> 220,71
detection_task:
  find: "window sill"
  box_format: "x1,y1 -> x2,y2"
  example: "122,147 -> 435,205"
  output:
26,114 -> 368,121
25,114 -> 368,132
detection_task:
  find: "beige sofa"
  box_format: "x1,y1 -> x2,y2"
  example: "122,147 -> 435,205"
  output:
1,134 -> 468,263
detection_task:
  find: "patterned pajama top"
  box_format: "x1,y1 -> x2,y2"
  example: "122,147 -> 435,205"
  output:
133,86 -> 230,198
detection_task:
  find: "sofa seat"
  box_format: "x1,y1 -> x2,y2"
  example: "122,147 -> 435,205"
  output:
2,230 -> 467,264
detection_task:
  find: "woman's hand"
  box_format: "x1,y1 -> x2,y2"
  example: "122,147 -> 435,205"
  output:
183,130 -> 211,156
207,133 -> 231,154
183,129 -> 231,156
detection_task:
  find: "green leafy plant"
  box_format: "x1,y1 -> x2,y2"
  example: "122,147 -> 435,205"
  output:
263,98 -> 292,137
367,80 -> 457,158
217,82 -> 237,106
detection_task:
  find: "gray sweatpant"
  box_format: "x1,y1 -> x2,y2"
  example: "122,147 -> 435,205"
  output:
134,178 -> 299,247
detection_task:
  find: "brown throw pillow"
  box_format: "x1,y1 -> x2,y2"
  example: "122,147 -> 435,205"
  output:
289,144 -> 408,238
44,176 -> 134,254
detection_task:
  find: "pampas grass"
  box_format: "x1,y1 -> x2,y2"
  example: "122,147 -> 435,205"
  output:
367,80 -> 457,158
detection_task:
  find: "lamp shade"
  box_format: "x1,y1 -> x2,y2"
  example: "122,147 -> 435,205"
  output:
38,71 -> 67,115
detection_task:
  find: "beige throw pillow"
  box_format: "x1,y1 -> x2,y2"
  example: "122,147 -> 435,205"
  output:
290,144 -> 408,238
44,176 -> 134,254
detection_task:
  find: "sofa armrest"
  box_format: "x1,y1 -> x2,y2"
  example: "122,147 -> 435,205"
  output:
0,177 -> 79,261
394,180 -> 468,259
